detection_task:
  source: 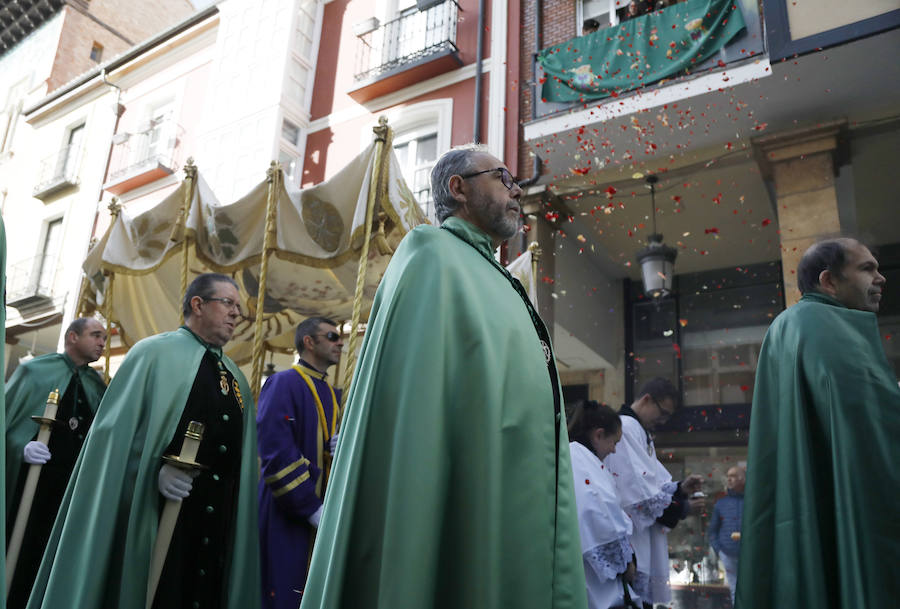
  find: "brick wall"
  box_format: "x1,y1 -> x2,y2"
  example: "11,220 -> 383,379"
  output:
46,0 -> 195,92
518,0 -> 576,181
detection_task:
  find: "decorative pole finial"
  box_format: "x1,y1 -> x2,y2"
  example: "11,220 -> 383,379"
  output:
108,197 -> 121,218
373,116 -> 389,142
266,160 -> 282,183
183,157 -> 197,180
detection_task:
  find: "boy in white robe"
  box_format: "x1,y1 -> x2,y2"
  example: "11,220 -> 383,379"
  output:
603,378 -> 704,607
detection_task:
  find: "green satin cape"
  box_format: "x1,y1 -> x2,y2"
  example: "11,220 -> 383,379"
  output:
26,328 -> 260,609
736,292 -> 900,608
300,217 -> 587,609
4,353 -> 106,519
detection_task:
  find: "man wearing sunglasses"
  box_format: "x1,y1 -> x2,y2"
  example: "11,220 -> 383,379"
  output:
29,273 -> 260,609
604,377 -> 704,609
257,317 -> 343,609
301,145 -> 587,609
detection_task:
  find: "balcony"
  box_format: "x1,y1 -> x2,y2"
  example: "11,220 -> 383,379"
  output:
104,115 -> 184,195
531,0 -> 765,120
32,143 -> 81,199
6,255 -> 61,310
349,0 -> 462,103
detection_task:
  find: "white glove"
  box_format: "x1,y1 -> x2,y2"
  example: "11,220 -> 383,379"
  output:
158,464 -> 195,501
24,441 -> 51,465
329,433 -> 339,454
308,505 -> 323,528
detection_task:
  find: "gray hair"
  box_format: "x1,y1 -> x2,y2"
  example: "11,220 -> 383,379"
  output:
431,143 -> 489,223
182,273 -> 239,319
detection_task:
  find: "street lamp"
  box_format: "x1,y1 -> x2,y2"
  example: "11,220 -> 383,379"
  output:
635,175 -> 677,299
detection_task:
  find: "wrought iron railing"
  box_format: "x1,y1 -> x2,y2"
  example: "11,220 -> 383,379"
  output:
33,143 -> 81,197
355,0 -> 459,82
107,116 -> 184,183
6,255 -> 62,307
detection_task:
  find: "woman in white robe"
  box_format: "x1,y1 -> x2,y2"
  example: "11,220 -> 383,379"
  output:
568,400 -> 637,609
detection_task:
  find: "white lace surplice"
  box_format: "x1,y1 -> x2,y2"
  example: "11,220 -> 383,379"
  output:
602,417 -> 676,604
569,441 -> 635,609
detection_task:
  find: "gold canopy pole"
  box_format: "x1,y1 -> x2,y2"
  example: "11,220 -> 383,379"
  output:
340,117 -> 392,395
250,162 -> 280,401
178,159 -> 197,323
103,199 -> 121,383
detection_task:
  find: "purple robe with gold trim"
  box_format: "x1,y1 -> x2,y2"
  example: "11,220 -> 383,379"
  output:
257,361 -> 340,609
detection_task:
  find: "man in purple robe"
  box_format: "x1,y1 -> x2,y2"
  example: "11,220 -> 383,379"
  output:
257,317 -> 343,609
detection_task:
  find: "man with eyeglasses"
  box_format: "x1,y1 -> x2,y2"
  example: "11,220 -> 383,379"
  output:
5,317 -> 106,609
29,273 -> 260,609
603,377 -> 704,609
257,317 -> 343,609
301,144 -> 587,609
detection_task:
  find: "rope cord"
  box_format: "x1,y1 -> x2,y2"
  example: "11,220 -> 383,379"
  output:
250,162 -> 280,401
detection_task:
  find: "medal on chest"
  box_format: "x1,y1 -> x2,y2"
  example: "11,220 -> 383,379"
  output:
217,361 -> 230,395
540,340 -> 552,363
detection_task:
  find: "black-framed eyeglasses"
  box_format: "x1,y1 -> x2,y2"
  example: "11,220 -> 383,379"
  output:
203,296 -> 243,315
314,331 -> 341,343
652,397 -> 674,422
459,167 -> 516,190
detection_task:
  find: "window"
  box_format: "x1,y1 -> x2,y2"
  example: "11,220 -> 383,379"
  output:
36,218 -> 64,295
393,130 -> 438,221
628,261 -> 784,416
90,42 -> 103,63
60,123 -> 84,179
282,119 -> 300,147
579,0 -> 623,31
279,149 -> 300,184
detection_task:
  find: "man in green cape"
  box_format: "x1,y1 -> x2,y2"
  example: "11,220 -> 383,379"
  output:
736,238 -> 900,608
5,317 -> 107,609
300,145 -> 587,609
27,273 -> 260,609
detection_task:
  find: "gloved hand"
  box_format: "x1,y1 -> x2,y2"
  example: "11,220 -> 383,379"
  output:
24,441 -> 51,465
158,464 -> 195,501
329,433 -> 339,454
308,505 -> 323,528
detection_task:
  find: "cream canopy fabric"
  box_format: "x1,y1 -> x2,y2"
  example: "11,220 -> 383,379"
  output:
82,142 -> 427,364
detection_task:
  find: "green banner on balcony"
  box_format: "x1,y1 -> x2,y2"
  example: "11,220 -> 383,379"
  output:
538,0 -> 746,103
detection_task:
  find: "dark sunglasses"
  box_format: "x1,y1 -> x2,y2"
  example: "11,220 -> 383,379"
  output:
314,331 -> 341,342
459,167 -> 516,190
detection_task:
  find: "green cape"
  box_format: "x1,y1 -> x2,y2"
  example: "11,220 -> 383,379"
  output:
27,328 -> 260,609
301,218 -> 587,608
4,352 -> 106,519
736,292 -> 900,608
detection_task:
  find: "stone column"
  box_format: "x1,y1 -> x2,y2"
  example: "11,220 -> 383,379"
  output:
753,120 -> 848,306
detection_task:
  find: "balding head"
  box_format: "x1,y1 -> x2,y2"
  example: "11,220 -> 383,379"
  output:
726,465 -> 746,493
797,238 -> 885,312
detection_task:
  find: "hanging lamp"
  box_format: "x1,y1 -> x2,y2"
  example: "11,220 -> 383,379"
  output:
635,175 -> 677,299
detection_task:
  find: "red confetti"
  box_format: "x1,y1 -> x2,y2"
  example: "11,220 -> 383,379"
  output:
761,218 -> 772,227
740,385 -> 750,392
704,227 -> 719,234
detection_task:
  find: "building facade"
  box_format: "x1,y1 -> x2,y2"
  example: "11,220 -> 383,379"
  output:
517,1 -> 900,605
1,0 -> 195,372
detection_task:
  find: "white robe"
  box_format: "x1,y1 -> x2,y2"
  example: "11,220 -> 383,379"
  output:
569,441 -> 634,609
603,416 -> 676,604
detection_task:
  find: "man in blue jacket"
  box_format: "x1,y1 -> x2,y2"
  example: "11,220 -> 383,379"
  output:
708,465 -> 744,604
